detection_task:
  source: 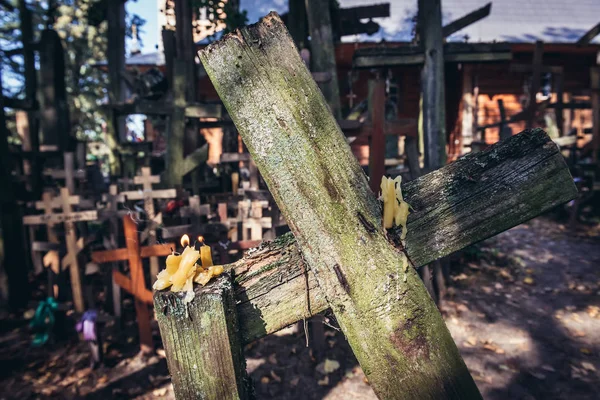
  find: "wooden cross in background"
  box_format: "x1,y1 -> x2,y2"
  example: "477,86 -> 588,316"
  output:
92,215 -> 174,353
120,167 -> 176,282
23,188 -> 98,312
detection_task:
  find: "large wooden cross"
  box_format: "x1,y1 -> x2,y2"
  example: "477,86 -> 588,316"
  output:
153,15 -> 578,399
23,188 -> 98,312
91,215 -> 174,353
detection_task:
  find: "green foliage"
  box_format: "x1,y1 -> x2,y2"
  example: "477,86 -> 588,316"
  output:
53,0 -> 109,140
0,0 -> 146,141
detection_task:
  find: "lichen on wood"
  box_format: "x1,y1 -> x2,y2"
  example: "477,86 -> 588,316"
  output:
230,127 -> 577,346
154,273 -> 251,399
199,12 -> 484,399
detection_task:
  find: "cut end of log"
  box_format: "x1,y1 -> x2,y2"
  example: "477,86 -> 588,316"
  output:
199,11 -> 286,58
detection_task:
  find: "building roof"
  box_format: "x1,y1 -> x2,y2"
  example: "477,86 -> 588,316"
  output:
340,0 -> 600,44
242,0 -> 600,44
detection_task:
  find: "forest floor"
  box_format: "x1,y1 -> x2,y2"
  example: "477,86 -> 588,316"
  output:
0,216 -> 599,399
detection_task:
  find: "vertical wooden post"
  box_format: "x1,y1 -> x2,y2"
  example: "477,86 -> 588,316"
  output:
38,29 -> 71,150
498,99 -> 511,140
419,0 -> 447,170
591,67 -> 600,162
460,64 -> 474,154
136,167 -> 160,281
175,0 -> 196,100
420,2 -> 455,303
154,274 -> 251,399
527,40 -> 544,130
555,73 -> 564,136
288,0 -> 307,48
59,188 -> 85,313
64,152 -> 75,194
166,60 -> 187,186
305,0 -> 342,120
123,215 -> 154,352
107,0 -> 127,142
107,185 -> 122,318
19,0 -> 41,198
368,78 -> 386,192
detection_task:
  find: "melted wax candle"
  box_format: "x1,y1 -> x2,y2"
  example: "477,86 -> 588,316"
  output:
193,237 -> 224,286
380,176 -> 411,238
153,234 -> 225,302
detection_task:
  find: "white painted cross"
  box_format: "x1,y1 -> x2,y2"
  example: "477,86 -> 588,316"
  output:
121,167 -> 176,281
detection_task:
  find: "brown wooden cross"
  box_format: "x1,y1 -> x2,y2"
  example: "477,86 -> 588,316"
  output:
91,215 -> 174,353
23,188 -> 98,312
119,167 -> 176,281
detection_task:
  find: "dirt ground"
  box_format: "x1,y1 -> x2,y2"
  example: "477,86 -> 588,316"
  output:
0,216 -> 599,399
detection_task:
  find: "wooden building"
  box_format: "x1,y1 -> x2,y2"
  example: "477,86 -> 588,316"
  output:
112,0 -> 600,173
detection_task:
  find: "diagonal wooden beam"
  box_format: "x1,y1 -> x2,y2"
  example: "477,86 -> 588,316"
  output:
442,2 -> 492,38
197,14 -> 573,398
577,21 -> 600,45
230,127 -> 577,345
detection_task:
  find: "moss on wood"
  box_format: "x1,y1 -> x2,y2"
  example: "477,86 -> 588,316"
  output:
199,13 -> 485,399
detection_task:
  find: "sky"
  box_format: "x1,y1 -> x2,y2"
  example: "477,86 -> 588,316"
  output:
127,0 -> 600,55
126,0 -> 415,55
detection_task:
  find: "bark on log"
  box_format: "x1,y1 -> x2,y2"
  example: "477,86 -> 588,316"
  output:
231,127 -> 577,345
200,13 -> 481,399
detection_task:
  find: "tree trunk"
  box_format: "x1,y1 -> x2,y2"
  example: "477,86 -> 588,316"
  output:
200,13 -> 482,399
0,75 -> 30,309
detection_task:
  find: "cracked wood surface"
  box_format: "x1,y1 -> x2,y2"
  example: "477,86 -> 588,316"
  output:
231,127 -> 577,346
199,12 -> 576,400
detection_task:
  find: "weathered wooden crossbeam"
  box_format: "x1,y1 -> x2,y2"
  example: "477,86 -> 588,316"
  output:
23,210 -> 98,225
230,127 -> 577,344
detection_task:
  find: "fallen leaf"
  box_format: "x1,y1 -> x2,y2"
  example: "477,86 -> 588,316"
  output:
290,377 -> 300,386
570,329 -> 586,338
541,364 -> 556,372
529,371 -> 545,380
523,277 -> 535,285
456,303 -> 470,313
270,370 -> 282,382
483,342 -> 505,354
473,374 -> 493,384
317,376 -> 329,386
467,336 -> 477,346
260,376 -> 270,384
153,387 -> 167,397
156,349 -> 166,358
582,362 -> 596,372
97,375 -> 108,384
323,359 -> 340,374
580,348 -> 592,355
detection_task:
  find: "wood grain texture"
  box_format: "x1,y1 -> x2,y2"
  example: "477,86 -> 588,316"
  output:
154,274 -> 251,400
231,127 -> 578,345
200,13 -> 481,399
